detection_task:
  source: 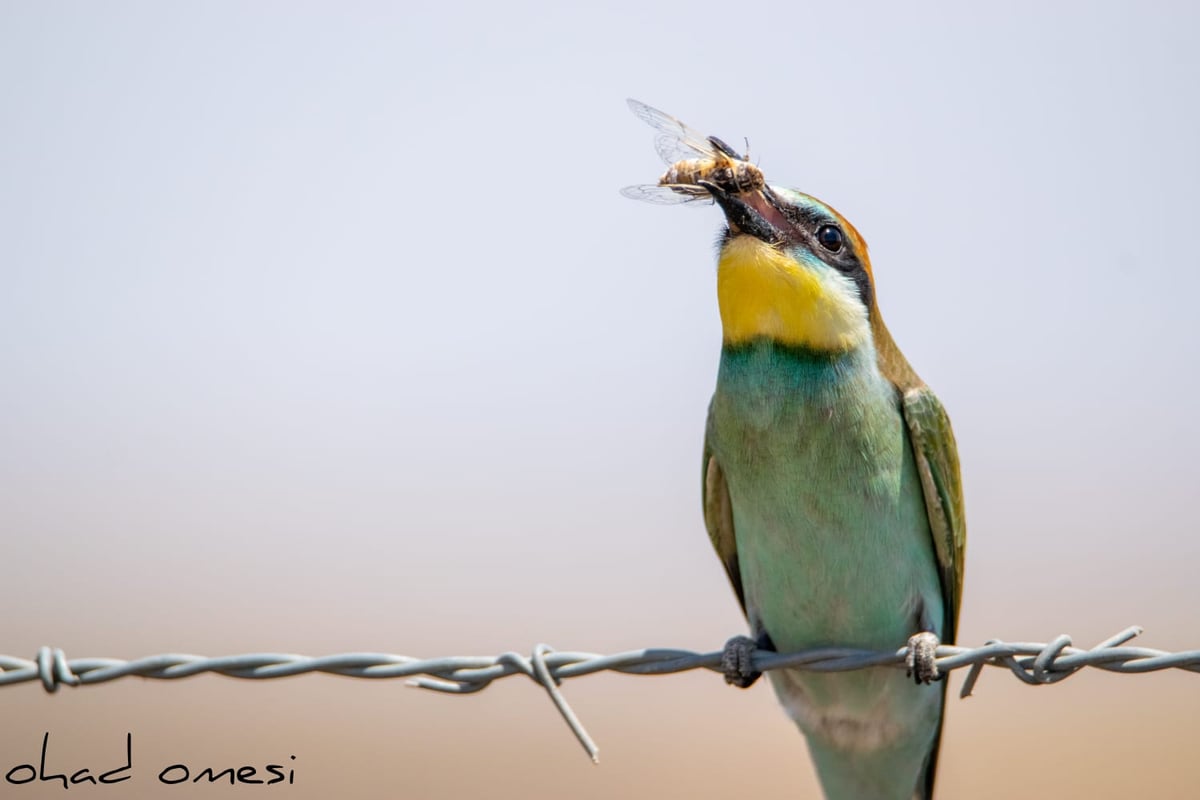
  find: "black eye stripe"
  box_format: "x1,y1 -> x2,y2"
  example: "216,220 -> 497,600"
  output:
805,219 -> 872,309
770,194 -> 873,308
774,204 -> 844,250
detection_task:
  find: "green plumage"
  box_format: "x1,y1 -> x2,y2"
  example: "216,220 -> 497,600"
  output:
703,338 -> 961,800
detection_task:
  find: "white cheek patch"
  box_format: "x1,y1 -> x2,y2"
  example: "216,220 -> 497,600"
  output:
793,252 -> 871,345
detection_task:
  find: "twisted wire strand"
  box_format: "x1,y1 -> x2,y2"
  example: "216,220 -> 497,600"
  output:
5,626 -> 1198,763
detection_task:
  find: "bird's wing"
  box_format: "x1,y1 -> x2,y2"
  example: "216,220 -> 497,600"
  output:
702,432 -> 746,615
900,385 -> 966,800
900,386 -> 967,644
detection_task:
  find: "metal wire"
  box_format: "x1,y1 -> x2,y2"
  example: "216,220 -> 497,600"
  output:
4,626 -> 1197,763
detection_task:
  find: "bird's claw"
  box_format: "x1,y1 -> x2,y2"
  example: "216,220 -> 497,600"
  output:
721,635 -> 761,688
905,631 -> 942,684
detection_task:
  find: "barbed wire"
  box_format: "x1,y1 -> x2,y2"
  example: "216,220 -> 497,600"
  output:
4,626 -> 1198,762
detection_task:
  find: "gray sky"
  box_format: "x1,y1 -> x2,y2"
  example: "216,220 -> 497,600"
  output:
2,2 -> 1198,797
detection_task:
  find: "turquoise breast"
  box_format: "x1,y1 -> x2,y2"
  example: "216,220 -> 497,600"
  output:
707,339 -> 943,653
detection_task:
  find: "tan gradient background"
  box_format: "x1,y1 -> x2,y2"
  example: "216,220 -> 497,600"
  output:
3,2 -> 1199,798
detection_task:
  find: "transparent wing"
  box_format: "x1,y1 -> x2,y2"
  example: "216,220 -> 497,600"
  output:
627,99 -> 719,165
619,183 -> 713,205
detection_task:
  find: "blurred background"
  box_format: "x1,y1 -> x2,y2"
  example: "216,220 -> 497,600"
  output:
2,1 -> 1198,797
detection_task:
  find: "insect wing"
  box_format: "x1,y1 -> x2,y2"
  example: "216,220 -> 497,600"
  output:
626,98 -> 719,165
619,183 -> 712,205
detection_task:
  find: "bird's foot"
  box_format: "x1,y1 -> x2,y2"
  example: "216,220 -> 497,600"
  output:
720,635 -> 761,688
905,631 -> 942,684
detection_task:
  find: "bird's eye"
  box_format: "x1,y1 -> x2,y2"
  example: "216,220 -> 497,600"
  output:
817,225 -> 844,253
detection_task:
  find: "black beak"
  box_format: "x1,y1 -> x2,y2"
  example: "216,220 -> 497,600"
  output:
699,181 -> 785,246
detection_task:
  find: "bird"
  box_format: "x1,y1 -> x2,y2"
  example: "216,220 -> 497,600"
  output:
695,177 -> 966,800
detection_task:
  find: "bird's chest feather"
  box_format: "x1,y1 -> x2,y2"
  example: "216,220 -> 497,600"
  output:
708,342 -> 940,652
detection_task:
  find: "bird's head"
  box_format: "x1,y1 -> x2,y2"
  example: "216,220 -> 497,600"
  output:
705,183 -> 877,355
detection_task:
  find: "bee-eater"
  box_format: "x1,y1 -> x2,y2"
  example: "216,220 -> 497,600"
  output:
698,180 -> 966,800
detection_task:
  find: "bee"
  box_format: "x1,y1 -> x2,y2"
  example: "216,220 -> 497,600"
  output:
621,99 -> 765,205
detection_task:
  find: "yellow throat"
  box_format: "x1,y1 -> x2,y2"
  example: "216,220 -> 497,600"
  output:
716,236 -> 871,353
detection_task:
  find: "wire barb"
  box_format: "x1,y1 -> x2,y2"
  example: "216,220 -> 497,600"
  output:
5,627 -> 1198,763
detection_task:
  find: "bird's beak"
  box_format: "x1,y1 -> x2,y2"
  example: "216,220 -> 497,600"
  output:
701,181 -> 789,246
